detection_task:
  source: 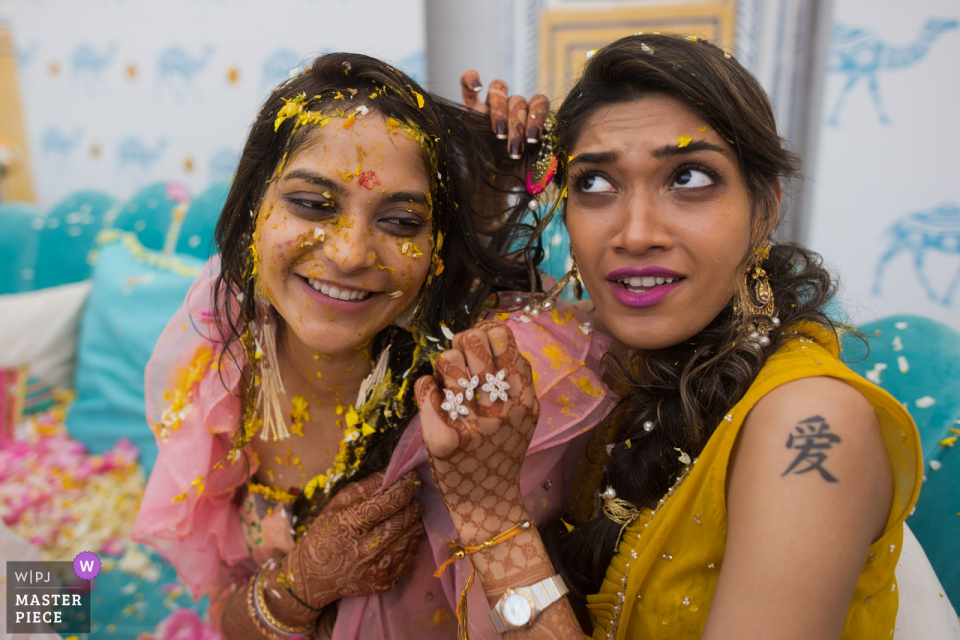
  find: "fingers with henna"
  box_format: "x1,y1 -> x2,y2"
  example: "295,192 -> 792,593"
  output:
451,328 -> 498,411
486,79 -> 509,140
365,523 -> 425,593
415,375 -> 462,458
526,94 -> 549,143
460,70 -> 485,112
487,324 -> 534,388
365,501 -> 423,558
324,470 -> 387,512
507,94 -> 529,159
343,471 -> 421,532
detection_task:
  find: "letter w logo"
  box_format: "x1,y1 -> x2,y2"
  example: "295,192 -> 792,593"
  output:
79,560 -> 95,572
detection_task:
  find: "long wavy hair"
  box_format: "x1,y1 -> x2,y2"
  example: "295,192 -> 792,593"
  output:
539,34 -> 849,604
211,53 -> 542,522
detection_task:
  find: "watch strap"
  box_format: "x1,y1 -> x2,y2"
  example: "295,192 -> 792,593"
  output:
488,574 -> 569,634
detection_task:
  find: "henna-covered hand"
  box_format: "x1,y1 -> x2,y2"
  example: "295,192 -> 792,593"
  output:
415,326 -> 589,638
274,470 -> 424,617
459,70 -> 549,159
415,323 -> 555,597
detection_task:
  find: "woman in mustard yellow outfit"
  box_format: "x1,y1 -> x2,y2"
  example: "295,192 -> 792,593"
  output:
412,33 -> 923,640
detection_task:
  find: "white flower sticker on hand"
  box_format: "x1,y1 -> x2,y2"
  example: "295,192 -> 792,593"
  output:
440,389 -> 470,421
481,370 -> 511,402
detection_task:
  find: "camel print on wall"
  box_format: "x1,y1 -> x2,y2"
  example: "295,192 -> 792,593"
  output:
827,17 -> 958,127
873,202 -> 960,308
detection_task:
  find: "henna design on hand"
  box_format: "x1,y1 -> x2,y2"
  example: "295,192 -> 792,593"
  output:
274,470 -> 425,618
416,324 -> 550,594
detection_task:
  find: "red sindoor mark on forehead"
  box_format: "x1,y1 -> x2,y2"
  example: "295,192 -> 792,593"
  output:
358,170 -> 381,190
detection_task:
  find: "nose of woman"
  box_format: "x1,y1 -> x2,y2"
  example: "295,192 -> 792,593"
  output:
320,217 -> 378,274
609,191 -> 674,256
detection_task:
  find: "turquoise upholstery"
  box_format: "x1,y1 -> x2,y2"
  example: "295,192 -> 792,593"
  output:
844,315 -> 960,601
111,182 -> 186,252
33,190 -> 116,289
176,179 -> 229,259
0,202 -> 43,294
66,233 -> 204,472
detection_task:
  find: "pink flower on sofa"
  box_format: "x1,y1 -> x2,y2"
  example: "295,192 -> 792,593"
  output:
166,182 -> 190,204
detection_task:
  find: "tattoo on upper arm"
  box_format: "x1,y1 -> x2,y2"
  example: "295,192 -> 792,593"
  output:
782,415 -> 842,482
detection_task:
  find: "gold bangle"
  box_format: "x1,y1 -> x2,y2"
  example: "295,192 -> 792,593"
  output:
246,578 -> 284,640
255,567 -> 317,636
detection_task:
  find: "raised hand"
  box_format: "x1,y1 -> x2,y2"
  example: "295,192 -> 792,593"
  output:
460,70 -> 550,159
415,323 -> 539,548
414,326 -> 589,638
274,470 -> 424,615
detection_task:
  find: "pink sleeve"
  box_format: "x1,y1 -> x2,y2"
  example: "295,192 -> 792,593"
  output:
131,255 -> 257,602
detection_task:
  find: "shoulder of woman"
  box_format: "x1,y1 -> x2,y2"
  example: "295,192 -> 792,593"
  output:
737,376 -> 886,478
728,376 -> 892,538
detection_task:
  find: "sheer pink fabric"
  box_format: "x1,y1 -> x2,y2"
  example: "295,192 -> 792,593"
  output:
132,258 -> 614,638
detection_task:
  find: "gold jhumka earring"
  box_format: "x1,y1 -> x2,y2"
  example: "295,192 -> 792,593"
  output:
735,243 -> 779,349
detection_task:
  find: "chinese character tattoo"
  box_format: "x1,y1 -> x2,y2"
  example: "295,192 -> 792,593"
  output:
782,415 -> 842,482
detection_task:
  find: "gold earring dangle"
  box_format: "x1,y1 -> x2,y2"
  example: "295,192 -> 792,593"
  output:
735,244 -> 779,349
523,251 -> 583,318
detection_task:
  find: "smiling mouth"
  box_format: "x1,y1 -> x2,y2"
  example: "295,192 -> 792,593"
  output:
305,276 -> 373,302
614,276 -> 681,293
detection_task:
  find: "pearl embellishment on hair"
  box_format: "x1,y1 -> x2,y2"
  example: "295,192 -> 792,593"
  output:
643,421 -> 655,432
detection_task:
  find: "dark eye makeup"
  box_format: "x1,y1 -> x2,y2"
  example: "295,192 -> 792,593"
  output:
285,193 -> 425,238
569,160 -> 723,195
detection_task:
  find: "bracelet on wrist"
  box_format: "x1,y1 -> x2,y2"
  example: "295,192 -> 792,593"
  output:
276,557 -> 324,613
434,519 -> 534,640
250,566 -> 316,639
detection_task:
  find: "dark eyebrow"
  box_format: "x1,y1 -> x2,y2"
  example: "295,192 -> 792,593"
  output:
381,190 -> 430,209
568,151 -> 617,167
651,140 -> 726,159
281,169 -> 345,196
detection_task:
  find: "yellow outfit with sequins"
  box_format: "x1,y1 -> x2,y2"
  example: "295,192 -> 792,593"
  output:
586,325 -> 923,639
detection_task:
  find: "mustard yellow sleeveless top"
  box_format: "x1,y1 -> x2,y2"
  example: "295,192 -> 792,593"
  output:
586,325 -> 923,639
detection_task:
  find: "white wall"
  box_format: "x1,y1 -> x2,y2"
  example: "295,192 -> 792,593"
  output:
6,0 -> 426,208
808,0 -> 960,329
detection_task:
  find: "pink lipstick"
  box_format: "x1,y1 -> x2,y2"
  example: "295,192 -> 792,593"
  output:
606,266 -> 684,308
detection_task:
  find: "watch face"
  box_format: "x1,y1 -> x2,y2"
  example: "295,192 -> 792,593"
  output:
502,592 -> 534,628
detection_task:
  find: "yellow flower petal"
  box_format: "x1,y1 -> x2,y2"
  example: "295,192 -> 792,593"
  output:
677,136 -> 693,148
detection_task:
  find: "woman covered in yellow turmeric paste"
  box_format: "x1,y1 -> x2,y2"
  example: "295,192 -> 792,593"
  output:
415,35 -> 923,639
132,54 -> 614,638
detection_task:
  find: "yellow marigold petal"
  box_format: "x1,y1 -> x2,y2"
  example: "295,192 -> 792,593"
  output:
345,406 -> 359,428
411,88 -> 425,108
940,436 -> 957,447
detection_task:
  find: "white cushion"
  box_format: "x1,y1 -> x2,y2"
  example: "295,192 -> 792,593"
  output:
0,280 -> 92,389
0,522 -> 62,638
895,523 -> 960,639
